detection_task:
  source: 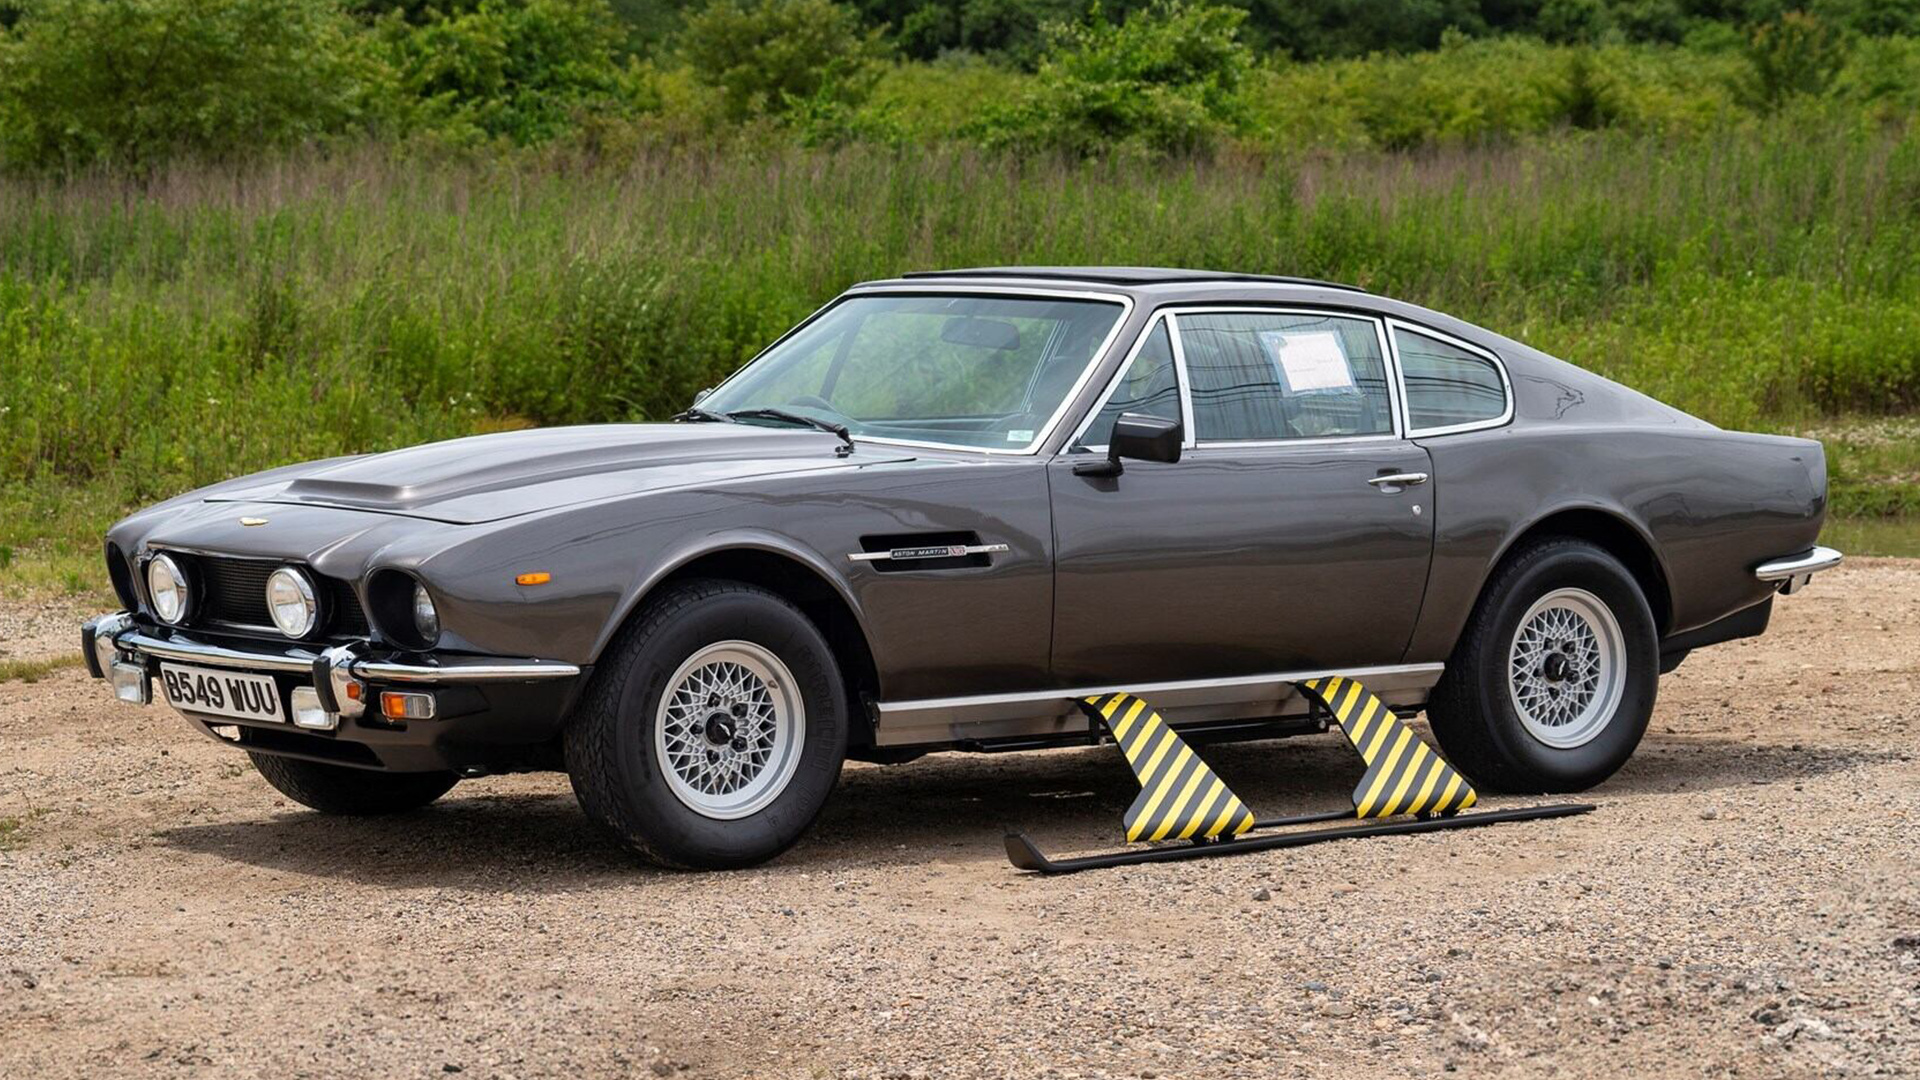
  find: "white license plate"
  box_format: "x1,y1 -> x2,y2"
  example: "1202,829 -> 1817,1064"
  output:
158,663 -> 285,724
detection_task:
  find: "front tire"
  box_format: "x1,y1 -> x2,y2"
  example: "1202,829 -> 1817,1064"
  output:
248,753 -> 458,815
565,579 -> 848,870
1425,537 -> 1658,793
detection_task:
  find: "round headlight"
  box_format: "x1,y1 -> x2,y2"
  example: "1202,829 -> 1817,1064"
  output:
412,583 -> 439,645
146,554 -> 191,625
265,567 -> 319,638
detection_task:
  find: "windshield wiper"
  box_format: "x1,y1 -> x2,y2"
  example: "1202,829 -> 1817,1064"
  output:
724,408 -> 855,455
672,406 -> 736,424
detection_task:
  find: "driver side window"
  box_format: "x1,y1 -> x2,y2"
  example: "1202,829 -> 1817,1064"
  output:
1079,320 -> 1179,448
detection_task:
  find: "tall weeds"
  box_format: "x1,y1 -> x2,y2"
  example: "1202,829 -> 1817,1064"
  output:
3,122 -> 1917,548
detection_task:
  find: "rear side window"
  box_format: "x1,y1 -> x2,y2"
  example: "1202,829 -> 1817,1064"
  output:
1395,327 -> 1507,431
1178,312 -> 1394,441
1080,320 -> 1179,447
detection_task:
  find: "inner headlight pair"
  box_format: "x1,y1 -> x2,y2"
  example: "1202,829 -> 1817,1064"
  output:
154,557 -> 321,639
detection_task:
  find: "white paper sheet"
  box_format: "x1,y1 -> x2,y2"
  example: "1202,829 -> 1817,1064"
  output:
1260,330 -> 1355,395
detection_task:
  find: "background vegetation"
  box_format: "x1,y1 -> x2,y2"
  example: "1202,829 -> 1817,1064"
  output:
1,0 -> 1916,598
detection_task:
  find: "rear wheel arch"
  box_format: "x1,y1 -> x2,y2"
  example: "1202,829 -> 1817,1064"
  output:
1487,507 -> 1673,638
598,543 -> 881,746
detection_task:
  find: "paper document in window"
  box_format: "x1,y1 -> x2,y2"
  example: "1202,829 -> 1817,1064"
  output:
1259,330 -> 1355,396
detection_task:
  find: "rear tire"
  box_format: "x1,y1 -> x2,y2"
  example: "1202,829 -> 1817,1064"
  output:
248,753 -> 458,815
564,579 -> 848,870
1425,537 -> 1658,793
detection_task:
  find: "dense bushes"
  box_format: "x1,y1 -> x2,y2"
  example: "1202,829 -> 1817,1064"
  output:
4,0 -> 1920,167
677,0 -> 888,119
974,1 -> 1250,154
0,0 -> 368,169
369,0 -> 634,144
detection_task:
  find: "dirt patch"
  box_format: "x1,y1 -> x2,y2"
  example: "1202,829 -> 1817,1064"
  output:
2,561 -> 1916,1078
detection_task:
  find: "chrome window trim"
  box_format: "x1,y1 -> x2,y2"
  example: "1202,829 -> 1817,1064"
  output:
1164,306 -> 1406,447
1385,317 -> 1516,438
1065,312 -> 1191,452
1167,311 -> 1199,445
700,284 -> 1137,458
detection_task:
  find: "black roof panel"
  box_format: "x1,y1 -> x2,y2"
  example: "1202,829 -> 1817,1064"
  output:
898,266 -> 1366,292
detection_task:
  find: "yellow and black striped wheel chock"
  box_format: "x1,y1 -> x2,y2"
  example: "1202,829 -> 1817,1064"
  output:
1004,678 -> 1595,874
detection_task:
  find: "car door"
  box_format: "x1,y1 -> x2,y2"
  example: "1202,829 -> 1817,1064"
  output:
1048,309 -> 1435,686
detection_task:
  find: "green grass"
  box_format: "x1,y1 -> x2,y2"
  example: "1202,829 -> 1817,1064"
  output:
0,655 -> 86,684
0,808 -> 51,850
3,118 -> 1919,589
1820,516 -> 1920,559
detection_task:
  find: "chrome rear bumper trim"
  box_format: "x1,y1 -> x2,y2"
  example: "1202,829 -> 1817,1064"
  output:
1754,545 -> 1843,594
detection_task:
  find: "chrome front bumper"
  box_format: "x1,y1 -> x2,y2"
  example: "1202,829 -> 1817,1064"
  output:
82,611 -> 581,726
1754,545 -> 1844,595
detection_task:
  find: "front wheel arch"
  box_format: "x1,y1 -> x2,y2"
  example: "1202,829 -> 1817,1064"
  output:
594,543 -> 881,746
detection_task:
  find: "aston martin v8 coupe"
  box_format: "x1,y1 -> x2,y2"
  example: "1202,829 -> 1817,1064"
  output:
82,267 -> 1840,868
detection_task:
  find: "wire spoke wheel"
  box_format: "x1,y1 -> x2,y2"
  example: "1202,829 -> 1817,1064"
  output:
1506,587 -> 1627,750
655,641 -> 805,820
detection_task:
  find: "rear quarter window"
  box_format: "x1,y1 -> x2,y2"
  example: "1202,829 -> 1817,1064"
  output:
1395,327 -> 1508,431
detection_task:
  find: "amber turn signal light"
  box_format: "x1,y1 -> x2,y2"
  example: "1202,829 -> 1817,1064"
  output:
515,571 -> 551,586
380,691 -> 436,720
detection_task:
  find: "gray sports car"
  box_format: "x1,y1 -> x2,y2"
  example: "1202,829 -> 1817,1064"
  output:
80,267 -> 1841,868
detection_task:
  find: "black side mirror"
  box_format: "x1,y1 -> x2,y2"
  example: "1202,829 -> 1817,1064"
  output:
1074,412 -> 1182,477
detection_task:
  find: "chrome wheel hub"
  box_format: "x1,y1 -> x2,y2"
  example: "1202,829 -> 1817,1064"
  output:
655,641 -> 804,819
1506,587 -> 1626,750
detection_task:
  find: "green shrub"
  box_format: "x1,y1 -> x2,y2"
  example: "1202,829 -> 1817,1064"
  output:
371,0 -> 634,145
0,0 -> 366,169
1740,10 -> 1849,110
1240,37 -> 1746,151
973,1 -> 1252,155
1827,32 -> 1920,119
677,0 -> 890,120
858,56 -> 1034,143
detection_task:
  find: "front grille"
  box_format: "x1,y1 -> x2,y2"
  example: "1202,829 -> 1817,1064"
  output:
200,557 -> 275,627
181,554 -> 369,639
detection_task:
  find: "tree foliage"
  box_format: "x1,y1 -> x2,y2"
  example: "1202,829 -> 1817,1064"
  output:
974,1 -> 1250,154
677,0 -> 891,119
0,0 -> 1917,169
370,0 -> 632,144
0,0 -> 366,169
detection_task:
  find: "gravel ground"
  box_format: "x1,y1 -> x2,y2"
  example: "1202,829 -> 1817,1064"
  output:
2,560 -> 1916,1079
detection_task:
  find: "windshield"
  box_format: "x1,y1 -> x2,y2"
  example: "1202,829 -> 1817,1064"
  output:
701,293 -> 1126,451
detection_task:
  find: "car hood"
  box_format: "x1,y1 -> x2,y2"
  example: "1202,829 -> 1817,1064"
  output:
205,423 -> 911,524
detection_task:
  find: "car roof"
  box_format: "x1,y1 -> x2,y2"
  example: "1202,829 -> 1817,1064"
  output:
893,266 -> 1367,293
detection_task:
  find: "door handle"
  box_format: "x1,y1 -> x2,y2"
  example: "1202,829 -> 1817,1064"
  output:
1367,472 -> 1429,488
